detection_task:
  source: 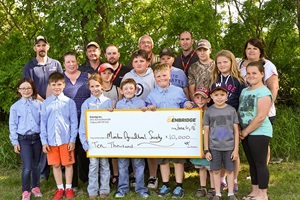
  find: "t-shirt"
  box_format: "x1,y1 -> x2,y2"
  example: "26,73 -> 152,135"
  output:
170,66 -> 188,89
203,104 -> 239,151
238,86 -> 273,137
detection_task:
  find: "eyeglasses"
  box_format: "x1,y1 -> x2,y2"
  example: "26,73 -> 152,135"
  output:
139,41 -> 152,45
19,88 -> 32,91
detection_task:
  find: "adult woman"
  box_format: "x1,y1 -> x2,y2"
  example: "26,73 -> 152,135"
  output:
239,60 -> 273,200
63,52 -> 91,190
238,38 -> 279,163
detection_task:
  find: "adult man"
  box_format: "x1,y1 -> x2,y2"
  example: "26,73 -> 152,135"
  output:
173,31 -> 199,76
188,39 -> 215,100
79,41 -> 102,74
104,44 -> 131,87
127,35 -> 159,68
22,35 -> 63,181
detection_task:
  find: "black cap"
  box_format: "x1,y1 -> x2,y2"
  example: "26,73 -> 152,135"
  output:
159,48 -> 174,57
210,82 -> 228,94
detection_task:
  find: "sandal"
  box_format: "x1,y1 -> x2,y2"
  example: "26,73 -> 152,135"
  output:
242,196 -> 254,200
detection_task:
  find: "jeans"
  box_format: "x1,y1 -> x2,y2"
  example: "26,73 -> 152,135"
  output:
88,158 -> 110,196
18,134 -> 42,192
118,158 -> 148,194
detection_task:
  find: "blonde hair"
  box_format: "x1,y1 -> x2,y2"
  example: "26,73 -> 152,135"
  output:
153,63 -> 170,74
88,73 -> 103,86
210,50 -> 246,87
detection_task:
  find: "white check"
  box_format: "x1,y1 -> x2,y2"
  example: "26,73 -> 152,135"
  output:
85,109 -> 203,158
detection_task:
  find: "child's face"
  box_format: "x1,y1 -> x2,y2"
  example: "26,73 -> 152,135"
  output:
246,65 -> 264,86
160,55 -> 174,67
100,69 -> 114,83
154,69 -> 170,89
89,79 -> 102,98
49,80 -> 65,96
194,94 -> 210,109
121,83 -> 136,100
210,90 -> 228,107
18,82 -> 33,99
217,56 -> 231,76
196,48 -> 211,63
132,56 -> 149,76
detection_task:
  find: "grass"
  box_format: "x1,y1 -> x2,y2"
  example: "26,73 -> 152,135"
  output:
0,162 -> 300,200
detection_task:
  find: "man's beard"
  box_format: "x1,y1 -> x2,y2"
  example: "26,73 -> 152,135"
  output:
38,51 -> 46,57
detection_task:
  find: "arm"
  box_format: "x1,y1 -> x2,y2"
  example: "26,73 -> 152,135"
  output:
79,102 -> 89,151
231,123 -> 239,160
266,75 -> 279,104
69,100 -> 78,145
203,125 -> 212,161
183,87 -> 190,100
241,96 -> 272,138
188,84 -> 196,101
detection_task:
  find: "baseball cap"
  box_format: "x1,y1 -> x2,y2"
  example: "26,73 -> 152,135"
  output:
159,48 -> 174,57
210,82 -> 228,94
194,86 -> 209,98
196,39 -> 211,50
34,36 -> 48,45
86,41 -> 100,49
98,63 -> 114,73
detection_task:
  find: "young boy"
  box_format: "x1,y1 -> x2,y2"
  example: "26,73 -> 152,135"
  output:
159,48 -> 189,99
122,49 -> 158,189
145,63 -> 193,198
190,86 -> 216,198
188,39 -> 215,101
203,82 -> 239,200
114,78 -> 149,199
40,72 -> 78,200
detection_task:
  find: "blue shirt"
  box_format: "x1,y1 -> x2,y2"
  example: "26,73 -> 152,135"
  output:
116,96 -> 145,109
145,85 -> 191,108
79,94 -> 113,151
170,66 -> 188,88
40,93 -> 78,146
9,98 -> 42,146
23,57 -> 63,99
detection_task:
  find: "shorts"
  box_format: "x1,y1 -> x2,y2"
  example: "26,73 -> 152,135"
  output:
209,150 -> 234,171
47,144 -> 75,166
157,158 -> 186,165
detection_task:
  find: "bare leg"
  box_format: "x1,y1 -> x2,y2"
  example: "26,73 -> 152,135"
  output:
174,163 -> 184,183
226,170 -> 234,193
160,163 -> 170,182
199,167 -> 207,186
147,158 -> 158,177
53,164 -> 63,186
65,164 -> 73,185
209,170 -> 215,188
213,170 -> 221,194
112,158 -> 119,176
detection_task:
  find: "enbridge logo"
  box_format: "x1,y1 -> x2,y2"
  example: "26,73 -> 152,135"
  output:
167,116 -> 196,123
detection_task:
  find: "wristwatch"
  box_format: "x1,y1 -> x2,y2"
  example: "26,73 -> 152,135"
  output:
204,150 -> 209,155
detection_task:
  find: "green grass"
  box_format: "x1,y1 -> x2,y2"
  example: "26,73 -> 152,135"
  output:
0,162 -> 300,200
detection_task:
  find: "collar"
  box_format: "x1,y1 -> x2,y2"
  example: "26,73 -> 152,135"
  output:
90,93 -> 106,103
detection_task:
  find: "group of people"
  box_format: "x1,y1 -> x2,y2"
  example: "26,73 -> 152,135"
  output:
8,31 -> 278,200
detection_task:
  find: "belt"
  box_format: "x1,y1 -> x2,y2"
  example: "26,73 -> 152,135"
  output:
17,133 -> 40,140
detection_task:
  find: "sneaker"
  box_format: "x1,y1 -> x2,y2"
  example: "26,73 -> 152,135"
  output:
228,195 -> 237,200
195,188 -> 207,198
115,191 -> 125,198
147,176 -> 158,189
220,181 -> 228,190
22,191 -> 31,200
172,186 -> 184,198
233,182 -> 238,193
130,175 -> 136,188
141,192 -> 150,199
158,185 -> 171,197
212,196 -> 221,200
206,189 -> 216,198
31,187 -> 43,198
65,188 -> 74,199
53,189 -> 64,200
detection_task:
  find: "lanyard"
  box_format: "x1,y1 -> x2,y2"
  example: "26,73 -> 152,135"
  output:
112,63 -> 122,82
181,50 -> 196,72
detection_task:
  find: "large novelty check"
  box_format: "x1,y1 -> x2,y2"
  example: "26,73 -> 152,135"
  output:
85,109 -> 203,158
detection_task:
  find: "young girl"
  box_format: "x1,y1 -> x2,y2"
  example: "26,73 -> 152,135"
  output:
9,78 -> 43,200
210,50 -> 247,193
79,74 -> 113,199
238,60 -> 273,200
98,63 -> 122,186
